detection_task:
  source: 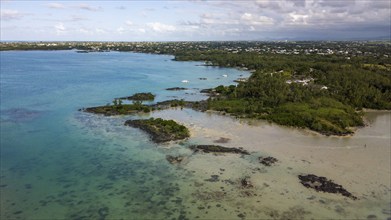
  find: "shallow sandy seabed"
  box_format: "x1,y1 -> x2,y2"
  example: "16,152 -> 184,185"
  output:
150,108 -> 391,219
1,109 -> 389,220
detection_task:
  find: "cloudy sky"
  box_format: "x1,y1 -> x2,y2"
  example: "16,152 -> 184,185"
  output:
1,0 -> 390,41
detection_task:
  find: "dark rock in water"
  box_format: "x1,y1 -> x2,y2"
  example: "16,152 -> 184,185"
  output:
166,87 -> 187,91
298,174 -> 357,200
124,118 -> 190,143
240,178 -> 253,188
259,156 -> 278,166
366,214 -> 377,220
199,78 -> 207,80
205,175 -> 220,182
118,92 -> 155,101
166,155 -> 184,164
213,137 -> 231,144
190,145 -> 249,155
237,213 -> 246,218
25,184 -> 32,189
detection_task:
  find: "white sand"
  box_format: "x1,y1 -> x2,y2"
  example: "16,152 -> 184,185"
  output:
151,108 -> 391,219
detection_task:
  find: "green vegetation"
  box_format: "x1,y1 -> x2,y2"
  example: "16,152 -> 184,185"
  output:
84,100 -> 150,116
190,51 -> 390,135
263,99 -> 364,135
166,99 -> 185,108
124,118 -> 190,143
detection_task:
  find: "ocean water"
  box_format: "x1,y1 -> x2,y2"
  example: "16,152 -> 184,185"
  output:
0,50 -> 250,219
1,50 -> 390,220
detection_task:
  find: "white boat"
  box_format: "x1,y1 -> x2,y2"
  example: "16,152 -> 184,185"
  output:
222,74 -> 228,77
181,80 -> 189,83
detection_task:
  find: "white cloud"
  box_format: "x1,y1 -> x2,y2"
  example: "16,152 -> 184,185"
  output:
75,4 -> 101,11
54,23 -> 66,34
318,0 -> 354,8
79,28 -> 93,35
1,9 -> 24,20
96,28 -> 106,34
47,3 -> 66,9
117,27 -> 125,34
2,0 -> 389,41
125,20 -> 133,26
70,15 -> 87,22
289,12 -> 309,25
147,22 -> 176,32
116,6 -> 126,10
241,13 -> 274,25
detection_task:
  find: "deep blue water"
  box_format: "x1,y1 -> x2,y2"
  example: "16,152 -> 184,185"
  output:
0,50 -> 249,219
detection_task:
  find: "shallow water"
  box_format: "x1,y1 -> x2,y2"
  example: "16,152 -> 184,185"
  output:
150,109 -> 391,219
1,51 -> 390,220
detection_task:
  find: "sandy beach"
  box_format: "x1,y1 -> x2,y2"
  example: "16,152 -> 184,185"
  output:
150,108 -> 391,219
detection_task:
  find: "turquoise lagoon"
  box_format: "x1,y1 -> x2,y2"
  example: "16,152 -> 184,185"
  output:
1,50 -> 390,220
0,50 -> 252,219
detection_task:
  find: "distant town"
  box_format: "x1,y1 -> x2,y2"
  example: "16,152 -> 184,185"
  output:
1,41 -> 390,58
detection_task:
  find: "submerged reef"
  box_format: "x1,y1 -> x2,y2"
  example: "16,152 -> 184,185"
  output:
298,174 -> 357,200
259,156 -> 278,166
118,92 -> 155,101
166,87 -> 187,91
82,103 -> 151,116
190,145 -> 249,155
166,155 -> 185,164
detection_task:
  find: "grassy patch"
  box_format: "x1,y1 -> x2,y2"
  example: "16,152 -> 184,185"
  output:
124,118 -> 190,143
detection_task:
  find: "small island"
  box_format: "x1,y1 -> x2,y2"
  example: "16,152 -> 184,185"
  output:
83,99 -> 151,116
124,118 -> 190,143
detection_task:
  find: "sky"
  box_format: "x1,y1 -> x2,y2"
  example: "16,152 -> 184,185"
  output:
1,0 -> 390,41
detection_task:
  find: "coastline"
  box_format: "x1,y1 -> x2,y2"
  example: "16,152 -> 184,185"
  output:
2,48 -> 390,219
363,108 -> 391,113
148,108 -> 391,219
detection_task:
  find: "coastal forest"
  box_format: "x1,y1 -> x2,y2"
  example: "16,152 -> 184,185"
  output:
2,41 -> 390,135
175,50 -> 390,135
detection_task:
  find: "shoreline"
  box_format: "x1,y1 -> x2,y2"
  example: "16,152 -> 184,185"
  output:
149,108 -> 391,218
363,108 -> 391,113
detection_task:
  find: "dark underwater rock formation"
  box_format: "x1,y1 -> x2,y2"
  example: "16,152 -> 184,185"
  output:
190,145 -> 249,155
166,155 -> 185,164
83,104 -> 150,116
259,156 -> 278,166
118,92 -> 155,101
298,174 -> 357,200
166,87 -> 187,91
